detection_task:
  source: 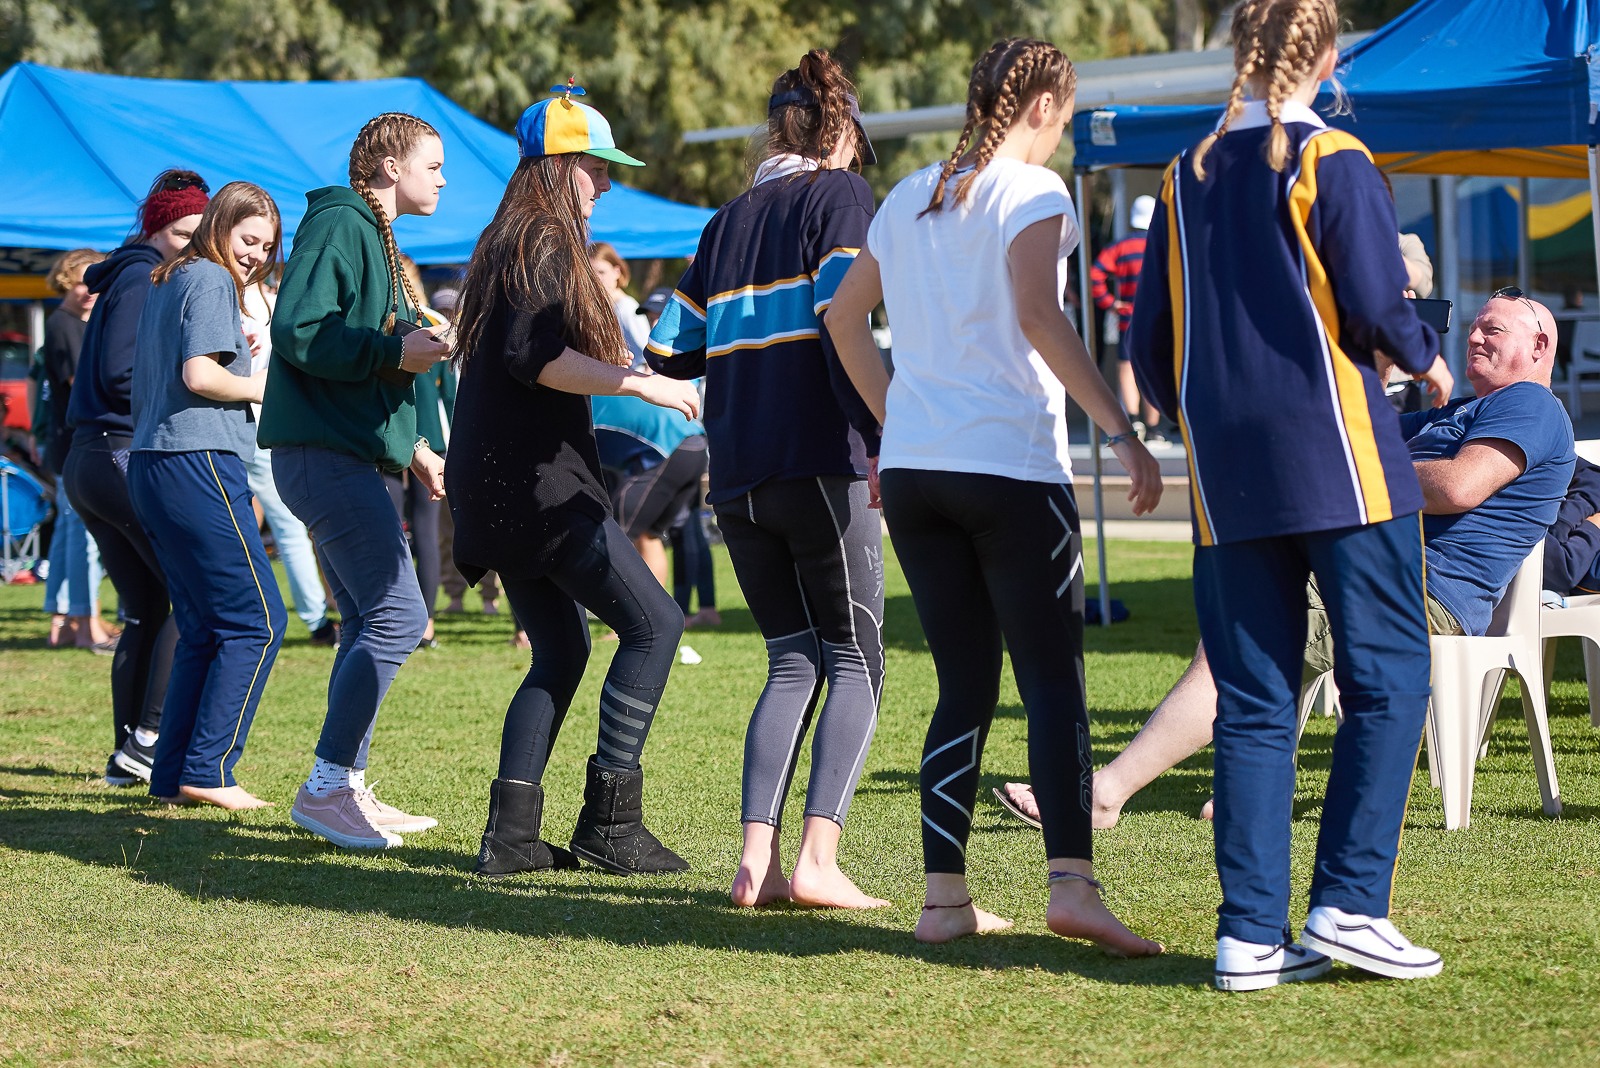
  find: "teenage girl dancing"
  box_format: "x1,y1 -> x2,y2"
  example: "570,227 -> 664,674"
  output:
450,87 -> 701,878
263,114 -> 453,848
829,38 -> 1164,953
65,169 -> 208,786
1127,0 -> 1446,989
649,50 -> 888,909
127,182 -> 287,809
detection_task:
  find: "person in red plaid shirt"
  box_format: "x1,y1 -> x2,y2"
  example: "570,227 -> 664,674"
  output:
1090,194 -> 1162,441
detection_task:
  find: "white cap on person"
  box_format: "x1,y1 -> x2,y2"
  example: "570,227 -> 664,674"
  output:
1130,195 -> 1156,231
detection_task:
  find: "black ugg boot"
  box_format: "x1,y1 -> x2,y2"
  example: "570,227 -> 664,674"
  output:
474,778 -> 579,878
568,755 -> 689,875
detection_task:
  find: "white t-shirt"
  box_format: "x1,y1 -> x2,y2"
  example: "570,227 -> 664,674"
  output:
867,157 -> 1081,483
242,283 -> 275,423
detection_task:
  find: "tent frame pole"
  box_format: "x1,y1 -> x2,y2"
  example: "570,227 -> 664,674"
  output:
1590,148 -> 1600,327
1516,175 -> 1531,295
1076,168 -> 1111,627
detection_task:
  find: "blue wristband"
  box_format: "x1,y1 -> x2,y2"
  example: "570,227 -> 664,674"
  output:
1104,431 -> 1136,448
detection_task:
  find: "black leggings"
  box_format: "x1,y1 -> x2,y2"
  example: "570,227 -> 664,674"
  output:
715,476 -> 884,828
385,470 -> 442,619
881,468 -> 1092,873
62,433 -> 177,750
496,517 -> 684,783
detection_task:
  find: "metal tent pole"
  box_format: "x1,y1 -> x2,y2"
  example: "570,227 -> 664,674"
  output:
1075,168 -> 1111,627
1589,148 -> 1600,312
1437,176 -> 1461,389
1517,175 -> 1531,295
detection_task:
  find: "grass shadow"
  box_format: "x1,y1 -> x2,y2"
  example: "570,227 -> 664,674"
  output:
0,797 -> 1209,987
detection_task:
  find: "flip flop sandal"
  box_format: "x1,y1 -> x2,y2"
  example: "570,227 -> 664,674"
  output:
991,786 -> 1042,830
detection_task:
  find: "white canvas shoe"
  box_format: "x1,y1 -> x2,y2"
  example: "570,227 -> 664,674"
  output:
1214,936 -> 1331,992
1301,906 -> 1443,980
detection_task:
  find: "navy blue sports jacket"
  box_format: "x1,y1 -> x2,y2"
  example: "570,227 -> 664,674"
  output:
646,166 -> 879,505
1128,103 -> 1440,545
1545,458 -> 1600,596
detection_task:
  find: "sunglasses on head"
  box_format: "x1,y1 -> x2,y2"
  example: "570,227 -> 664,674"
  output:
159,174 -> 209,194
1491,286 -> 1543,335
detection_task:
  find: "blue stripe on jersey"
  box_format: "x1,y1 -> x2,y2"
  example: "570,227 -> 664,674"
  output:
646,292 -> 705,358
811,247 -> 859,313
704,278 -> 821,357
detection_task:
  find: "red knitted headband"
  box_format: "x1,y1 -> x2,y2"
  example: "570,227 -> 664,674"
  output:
140,186 -> 210,238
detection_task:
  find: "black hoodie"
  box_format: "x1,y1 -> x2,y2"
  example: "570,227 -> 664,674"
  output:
66,243 -> 164,442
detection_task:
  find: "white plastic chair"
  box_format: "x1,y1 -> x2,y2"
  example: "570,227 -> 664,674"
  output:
1541,592 -> 1600,729
1565,321 -> 1600,418
1425,542 -> 1562,829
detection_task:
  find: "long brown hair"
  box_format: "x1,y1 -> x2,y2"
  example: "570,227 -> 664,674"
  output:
749,50 -> 860,185
150,181 -> 281,307
348,112 -> 440,331
454,154 -> 628,369
1192,0 -> 1339,180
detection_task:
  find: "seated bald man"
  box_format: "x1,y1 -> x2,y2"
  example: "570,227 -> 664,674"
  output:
999,290 -> 1576,829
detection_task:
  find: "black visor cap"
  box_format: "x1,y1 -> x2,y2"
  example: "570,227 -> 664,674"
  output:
767,88 -> 876,166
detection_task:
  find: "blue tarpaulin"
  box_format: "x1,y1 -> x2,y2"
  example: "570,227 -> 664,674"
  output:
0,63 -> 714,261
1072,0 -> 1600,170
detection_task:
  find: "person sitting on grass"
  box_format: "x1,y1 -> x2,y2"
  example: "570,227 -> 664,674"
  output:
999,292 -> 1576,830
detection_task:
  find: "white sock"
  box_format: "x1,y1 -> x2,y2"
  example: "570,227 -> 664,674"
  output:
305,757 -> 356,797
349,767 -> 366,791
133,728 -> 158,748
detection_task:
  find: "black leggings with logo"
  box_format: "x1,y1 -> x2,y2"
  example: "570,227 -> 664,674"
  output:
880,468 -> 1093,874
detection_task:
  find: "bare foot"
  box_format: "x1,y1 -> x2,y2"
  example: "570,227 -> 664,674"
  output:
598,631 -> 619,643
48,615 -> 76,648
915,900 -> 1013,943
177,784 -> 274,810
1090,773 -> 1125,830
790,860 -> 889,909
509,631 -> 530,649
686,608 -> 722,627
1200,797 -> 1214,820
731,824 -> 790,907
1046,876 -> 1164,958
1004,782 -> 1040,821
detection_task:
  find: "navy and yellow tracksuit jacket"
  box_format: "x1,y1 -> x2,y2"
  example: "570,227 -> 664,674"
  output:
1128,103 -> 1440,546
646,166 -> 879,506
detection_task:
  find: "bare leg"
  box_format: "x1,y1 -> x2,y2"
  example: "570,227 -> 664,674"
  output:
1003,643 -> 1217,828
730,821 -> 790,907
633,534 -> 669,588
1117,361 -> 1142,419
1092,642 -> 1216,827
1045,857 -> 1164,957
915,873 -> 1012,943
177,784 -> 273,810
788,815 -> 889,909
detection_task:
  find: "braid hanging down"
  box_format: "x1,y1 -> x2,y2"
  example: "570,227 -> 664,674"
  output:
1191,0 -> 1339,180
347,112 -> 439,331
920,38 -> 1076,218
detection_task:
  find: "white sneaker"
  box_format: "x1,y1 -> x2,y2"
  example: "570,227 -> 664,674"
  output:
1214,936 -> 1331,992
1301,906 -> 1443,980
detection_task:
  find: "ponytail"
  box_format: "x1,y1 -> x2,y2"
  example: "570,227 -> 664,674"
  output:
754,49 -> 861,185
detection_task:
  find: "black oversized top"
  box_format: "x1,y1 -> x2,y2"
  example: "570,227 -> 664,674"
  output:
447,283 -> 611,585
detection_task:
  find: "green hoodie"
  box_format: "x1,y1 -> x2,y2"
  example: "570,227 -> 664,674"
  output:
260,186 -> 418,470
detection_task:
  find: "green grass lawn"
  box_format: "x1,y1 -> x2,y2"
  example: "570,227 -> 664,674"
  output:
1,539 -> 1596,1067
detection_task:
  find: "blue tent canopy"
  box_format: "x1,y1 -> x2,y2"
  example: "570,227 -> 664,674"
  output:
1073,0 -> 1600,170
0,63 -> 713,261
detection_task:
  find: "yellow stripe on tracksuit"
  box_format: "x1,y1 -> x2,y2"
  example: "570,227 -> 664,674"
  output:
1287,130 -> 1395,526
1161,160 -> 1216,547
205,451 -> 276,788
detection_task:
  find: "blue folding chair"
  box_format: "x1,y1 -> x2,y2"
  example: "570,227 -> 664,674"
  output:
1,456 -> 48,583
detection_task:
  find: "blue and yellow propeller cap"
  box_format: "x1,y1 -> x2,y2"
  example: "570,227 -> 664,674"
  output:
515,78 -> 645,167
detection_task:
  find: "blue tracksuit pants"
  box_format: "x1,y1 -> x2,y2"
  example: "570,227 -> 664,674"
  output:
1193,513 -> 1430,945
129,450 -> 286,796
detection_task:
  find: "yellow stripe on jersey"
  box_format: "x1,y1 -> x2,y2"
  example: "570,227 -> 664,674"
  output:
707,274 -> 812,306
1288,129 -> 1393,525
1163,159 -> 1215,547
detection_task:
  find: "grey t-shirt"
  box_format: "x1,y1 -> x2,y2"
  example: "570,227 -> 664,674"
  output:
132,258 -> 256,458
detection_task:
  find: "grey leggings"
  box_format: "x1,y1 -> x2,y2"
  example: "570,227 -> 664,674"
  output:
715,476 -> 885,828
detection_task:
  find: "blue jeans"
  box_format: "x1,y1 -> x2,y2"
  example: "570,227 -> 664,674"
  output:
43,490 -> 103,617
128,450 -> 286,794
1194,513 -> 1431,945
246,447 -> 327,630
273,445 -> 428,769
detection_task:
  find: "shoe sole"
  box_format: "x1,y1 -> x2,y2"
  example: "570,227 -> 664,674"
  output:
570,844 -> 689,876
103,773 -> 138,787
377,818 -> 438,834
112,751 -> 153,782
1215,955 -> 1332,992
291,808 -> 402,849
1301,928 -> 1443,980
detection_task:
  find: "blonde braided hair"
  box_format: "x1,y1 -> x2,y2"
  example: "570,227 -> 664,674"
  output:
348,112 -> 439,331
920,38 -> 1076,218
1192,0 -> 1339,180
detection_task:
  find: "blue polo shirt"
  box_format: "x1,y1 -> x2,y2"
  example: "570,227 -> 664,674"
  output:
1401,381 -> 1574,634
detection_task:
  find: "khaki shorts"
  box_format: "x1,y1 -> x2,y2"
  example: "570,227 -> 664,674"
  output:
1303,576 -> 1460,679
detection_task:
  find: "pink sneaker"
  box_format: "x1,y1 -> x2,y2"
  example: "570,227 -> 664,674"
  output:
290,785 -> 401,849
361,785 -> 438,834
